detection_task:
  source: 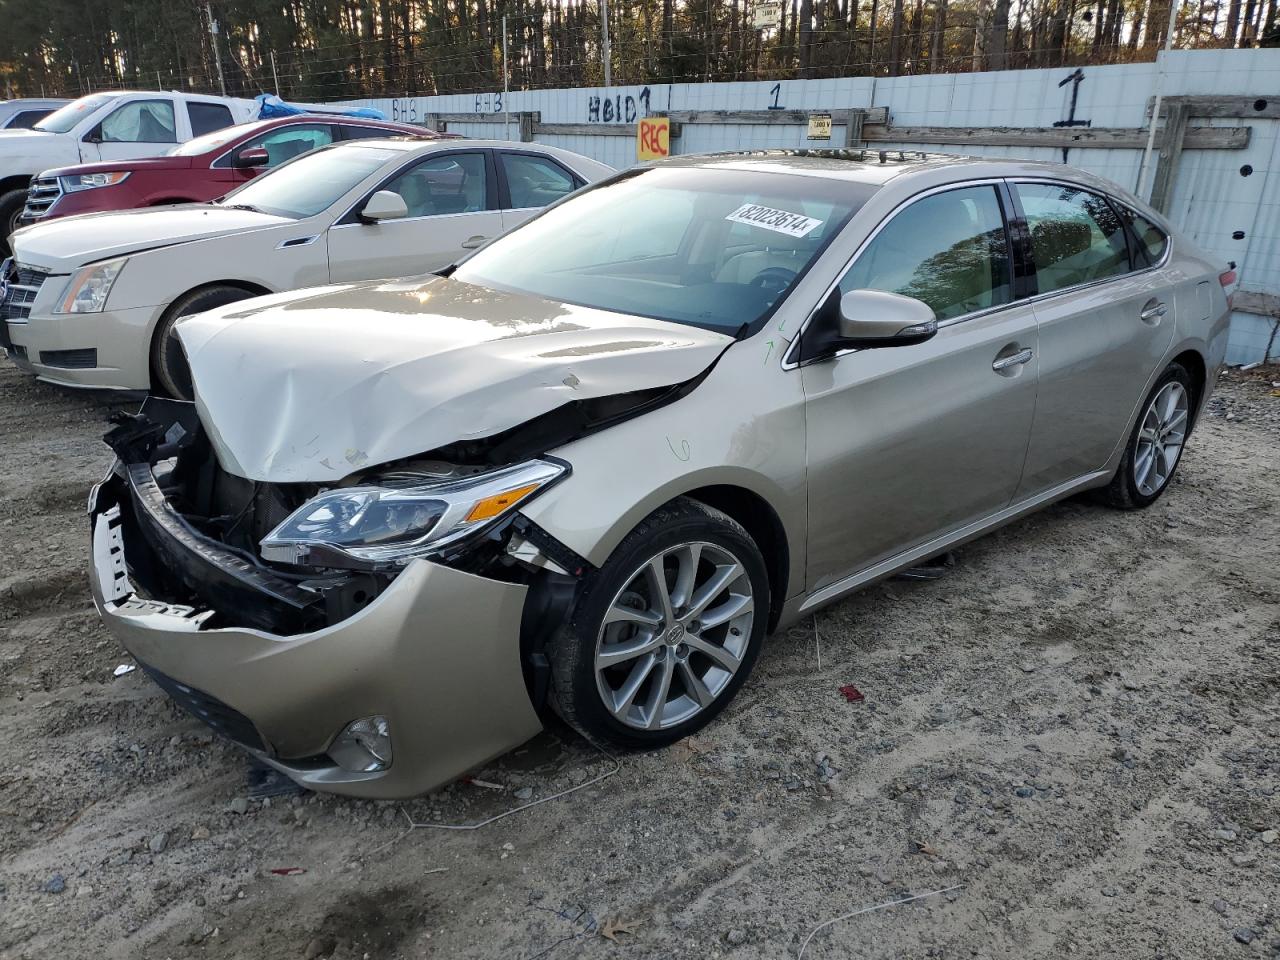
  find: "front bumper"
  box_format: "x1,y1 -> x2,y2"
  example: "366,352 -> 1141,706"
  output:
89,469 -> 544,798
7,304 -> 159,390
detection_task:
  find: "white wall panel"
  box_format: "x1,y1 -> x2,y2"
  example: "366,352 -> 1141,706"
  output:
345,48 -> 1280,363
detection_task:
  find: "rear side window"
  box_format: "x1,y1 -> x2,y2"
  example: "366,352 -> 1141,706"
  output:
1018,183 -> 1129,293
6,110 -> 52,129
1122,209 -> 1169,267
839,184 -> 1013,322
499,153 -> 579,209
188,102 -> 235,137
339,124 -> 407,141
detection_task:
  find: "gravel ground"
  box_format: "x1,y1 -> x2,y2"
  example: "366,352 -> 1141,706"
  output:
0,361 -> 1277,960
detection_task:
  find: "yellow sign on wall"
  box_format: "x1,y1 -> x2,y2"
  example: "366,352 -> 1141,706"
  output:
637,116 -> 671,161
807,114 -> 833,140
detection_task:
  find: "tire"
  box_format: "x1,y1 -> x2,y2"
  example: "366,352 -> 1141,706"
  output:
0,187 -> 29,257
547,497 -> 770,750
151,285 -> 255,399
1099,362 -> 1194,510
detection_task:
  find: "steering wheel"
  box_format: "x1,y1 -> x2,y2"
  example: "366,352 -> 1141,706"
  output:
749,267 -> 798,296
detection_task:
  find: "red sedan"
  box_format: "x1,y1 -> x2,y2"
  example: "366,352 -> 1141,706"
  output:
21,115 -> 443,223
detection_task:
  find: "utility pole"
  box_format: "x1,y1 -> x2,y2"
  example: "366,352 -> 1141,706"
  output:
502,15 -> 511,140
207,3 -> 227,97
270,50 -> 280,96
602,0 -> 612,87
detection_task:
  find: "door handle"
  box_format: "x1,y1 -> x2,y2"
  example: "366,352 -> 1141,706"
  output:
460,235 -> 488,249
1140,300 -> 1167,322
992,348 -> 1034,372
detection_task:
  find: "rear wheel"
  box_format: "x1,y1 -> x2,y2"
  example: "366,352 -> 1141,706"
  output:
547,498 -> 769,749
0,188 -> 29,256
1100,362 -> 1193,509
151,285 -> 255,399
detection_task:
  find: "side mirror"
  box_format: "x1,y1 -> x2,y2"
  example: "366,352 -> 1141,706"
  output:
359,190 -> 408,223
83,127 -> 103,144
234,147 -> 270,168
837,289 -> 938,348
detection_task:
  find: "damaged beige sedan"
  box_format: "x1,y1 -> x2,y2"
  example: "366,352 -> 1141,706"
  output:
89,151 -> 1232,797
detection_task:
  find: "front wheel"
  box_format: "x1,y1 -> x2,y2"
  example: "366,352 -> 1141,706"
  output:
547,498 -> 769,749
0,188 -> 29,257
1100,362 -> 1194,509
150,285 -> 255,399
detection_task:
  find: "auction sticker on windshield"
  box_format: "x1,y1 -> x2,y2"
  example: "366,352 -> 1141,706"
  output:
725,203 -> 823,238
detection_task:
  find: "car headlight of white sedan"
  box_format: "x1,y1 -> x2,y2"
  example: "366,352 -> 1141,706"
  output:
56,257 -> 128,314
260,458 -> 568,569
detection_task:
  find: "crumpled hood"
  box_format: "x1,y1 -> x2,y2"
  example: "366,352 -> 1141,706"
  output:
11,205 -> 291,271
178,275 -> 734,482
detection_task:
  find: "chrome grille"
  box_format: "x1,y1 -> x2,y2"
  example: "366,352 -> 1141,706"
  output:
22,176 -> 61,220
1,260 -> 49,322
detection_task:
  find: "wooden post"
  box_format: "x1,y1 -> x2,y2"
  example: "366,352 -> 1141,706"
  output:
844,109 -> 866,148
519,111 -> 536,142
1150,101 -> 1189,215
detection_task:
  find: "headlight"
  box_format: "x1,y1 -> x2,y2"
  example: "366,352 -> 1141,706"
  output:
260,459 -> 567,568
56,257 -> 127,314
60,171 -> 130,192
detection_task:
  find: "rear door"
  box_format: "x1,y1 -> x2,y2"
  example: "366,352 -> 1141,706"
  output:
1012,180 -> 1176,497
326,149 -> 503,281
496,150 -> 584,231
800,182 -> 1040,592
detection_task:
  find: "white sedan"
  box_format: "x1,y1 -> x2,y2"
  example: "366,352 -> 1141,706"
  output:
1,138 -> 613,396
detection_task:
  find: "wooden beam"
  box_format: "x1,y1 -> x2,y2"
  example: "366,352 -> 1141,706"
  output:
1147,95 -> 1280,120
862,123 -> 1248,150
1235,290 -> 1280,319
666,106 -> 889,125
533,122 -> 636,137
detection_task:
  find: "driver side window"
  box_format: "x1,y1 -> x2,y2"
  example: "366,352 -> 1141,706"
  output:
382,152 -> 488,218
98,100 -> 176,143
240,123 -> 335,167
840,185 -> 1012,322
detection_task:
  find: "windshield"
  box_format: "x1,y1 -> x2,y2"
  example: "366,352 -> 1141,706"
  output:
34,93 -> 116,133
216,144 -> 395,219
452,165 -> 873,335
170,122 -> 266,156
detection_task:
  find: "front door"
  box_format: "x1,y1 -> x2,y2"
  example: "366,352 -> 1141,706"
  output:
801,183 -> 1039,592
81,99 -> 178,162
326,150 -> 503,281
1011,181 -> 1176,497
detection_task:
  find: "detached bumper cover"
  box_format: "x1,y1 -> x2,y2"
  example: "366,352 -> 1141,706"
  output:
89,472 -> 544,798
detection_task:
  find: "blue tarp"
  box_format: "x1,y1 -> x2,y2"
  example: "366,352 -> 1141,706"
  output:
254,93 -> 386,121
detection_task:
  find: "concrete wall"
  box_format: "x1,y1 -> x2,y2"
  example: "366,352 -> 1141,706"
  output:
348,49 -> 1280,365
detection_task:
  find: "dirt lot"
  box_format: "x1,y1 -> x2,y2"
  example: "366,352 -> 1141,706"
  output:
0,361 -> 1277,960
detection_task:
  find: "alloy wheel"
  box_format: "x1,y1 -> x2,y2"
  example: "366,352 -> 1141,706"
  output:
594,541 -> 755,731
1134,380 -> 1189,496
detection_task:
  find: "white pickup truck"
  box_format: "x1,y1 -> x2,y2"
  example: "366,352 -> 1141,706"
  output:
1,90 -> 257,253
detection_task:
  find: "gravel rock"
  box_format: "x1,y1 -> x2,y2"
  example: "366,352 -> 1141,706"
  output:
725,928 -> 747,946
149,832 -> 169,853
304,935 -> 337,959
1260,830 -> 1277,844
191,826 -> 210,840
1211,900 -> 1229,915
1014,786 -> 1035,798
229,798 -> 249,815
512,787 -> 533,801
44,874 -> 66,894
1233,929 -> 1254,945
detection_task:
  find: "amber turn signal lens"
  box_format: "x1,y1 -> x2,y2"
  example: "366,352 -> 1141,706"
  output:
464,483 -> 541,522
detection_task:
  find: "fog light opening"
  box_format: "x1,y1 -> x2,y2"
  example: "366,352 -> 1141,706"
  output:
329,716 -> 393,772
